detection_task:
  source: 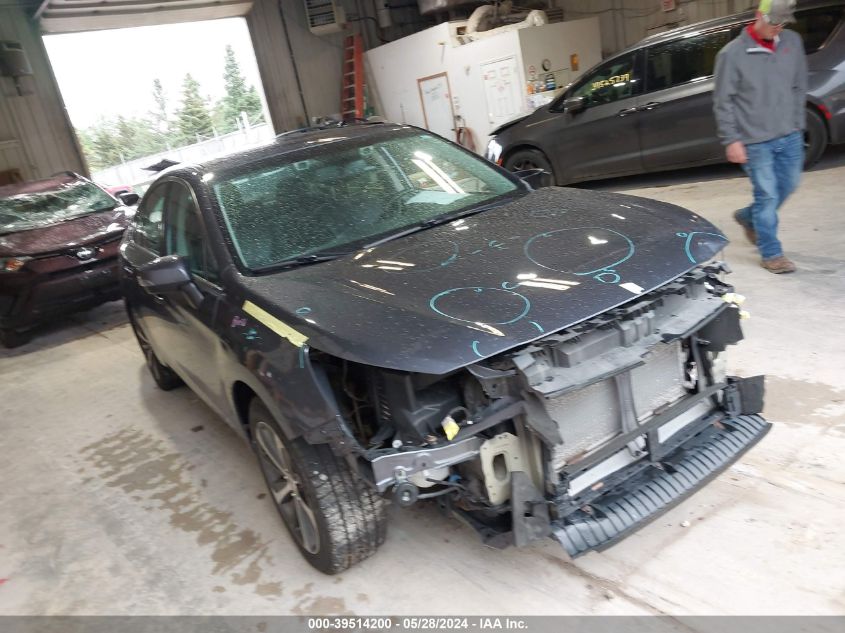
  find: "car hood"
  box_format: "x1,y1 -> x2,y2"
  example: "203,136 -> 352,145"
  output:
489,113 -> 532,137
242,188 -> 728,374
0,208 -> 129,257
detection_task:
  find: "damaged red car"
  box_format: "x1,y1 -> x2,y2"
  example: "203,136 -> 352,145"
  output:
0,173 -> 133,347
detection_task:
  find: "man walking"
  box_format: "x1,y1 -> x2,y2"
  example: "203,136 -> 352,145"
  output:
713,0 -> 807,274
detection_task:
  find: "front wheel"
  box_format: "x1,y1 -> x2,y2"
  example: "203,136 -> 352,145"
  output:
128,309 -> 183,391
804,108 -> 828,169
249,399 -> 387,574
504,149 -> 556,187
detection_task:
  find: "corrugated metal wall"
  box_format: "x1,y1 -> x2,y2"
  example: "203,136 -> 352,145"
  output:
553,0 -> 754,56
248,0 -> 352,131
0,5 -> 87,180
247,0 -> 437,132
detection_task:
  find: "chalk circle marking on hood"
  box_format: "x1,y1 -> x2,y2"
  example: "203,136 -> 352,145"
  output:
524,227 -> 636,279
429,286 -> 532,326
677,231 -> 730,263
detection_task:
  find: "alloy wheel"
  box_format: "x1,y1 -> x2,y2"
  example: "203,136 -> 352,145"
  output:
511,156 -> 553,187
255,421 -> 320,554
513,158 -> 540,171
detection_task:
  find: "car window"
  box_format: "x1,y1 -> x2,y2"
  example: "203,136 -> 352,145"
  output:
133,183 -> 167,254
569,52 -> 641,108
790,5 -> 845,54
166,181 -> 218,282
213,130 -> 520,271
646,29 -> 733,92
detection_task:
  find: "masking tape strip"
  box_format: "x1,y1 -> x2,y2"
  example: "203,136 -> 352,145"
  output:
442,417 -> 460,441
243,300 -> 308,348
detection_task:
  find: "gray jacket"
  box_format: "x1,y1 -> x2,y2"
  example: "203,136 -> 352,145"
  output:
713,27 -> 808,146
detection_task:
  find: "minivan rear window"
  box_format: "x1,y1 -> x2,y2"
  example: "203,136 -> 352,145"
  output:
646,28 -> 733,92
790,5 -> 844,54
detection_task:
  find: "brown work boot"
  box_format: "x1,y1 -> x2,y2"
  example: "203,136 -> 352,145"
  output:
761,255 -> 796,274
733,210 -> 757,245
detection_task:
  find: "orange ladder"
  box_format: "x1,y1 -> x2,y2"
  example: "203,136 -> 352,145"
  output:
341,34 -> 365,120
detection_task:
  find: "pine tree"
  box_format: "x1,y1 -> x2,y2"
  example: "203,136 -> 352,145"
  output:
219,45 -> 265,132
175,73 -> 214,145
151,78 -> 170,140
115,115 -> 137,154
118,116 -> 165,160
88,119 -> 122,168
243,84 -> 265,126
76,128 -> 104,171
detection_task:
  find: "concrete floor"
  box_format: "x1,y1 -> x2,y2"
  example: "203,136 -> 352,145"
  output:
1,150 -> 844,616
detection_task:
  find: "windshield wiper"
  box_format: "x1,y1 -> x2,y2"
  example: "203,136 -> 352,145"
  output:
419,200 -> 504,228
254,252 -> 349,272
362,195 -> 520,250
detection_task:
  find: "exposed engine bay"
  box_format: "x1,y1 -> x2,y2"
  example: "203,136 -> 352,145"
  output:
316,262 -> 769,557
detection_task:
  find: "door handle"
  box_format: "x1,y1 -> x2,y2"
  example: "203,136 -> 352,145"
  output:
617,107 -> 639,117
638,101 -> 662,111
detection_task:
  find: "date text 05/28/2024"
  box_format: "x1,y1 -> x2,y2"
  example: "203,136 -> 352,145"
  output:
307,617 -> 529,631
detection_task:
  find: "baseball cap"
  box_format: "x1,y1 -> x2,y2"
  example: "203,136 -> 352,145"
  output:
759,0 -> 797,25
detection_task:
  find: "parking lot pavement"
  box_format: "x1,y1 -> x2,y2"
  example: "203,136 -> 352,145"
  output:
1,150 -> 843,616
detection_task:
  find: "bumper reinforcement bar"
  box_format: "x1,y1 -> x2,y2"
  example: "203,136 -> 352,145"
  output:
551,414 -> 770,558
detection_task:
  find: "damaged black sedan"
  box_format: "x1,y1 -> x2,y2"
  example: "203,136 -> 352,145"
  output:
119,122 -> 769,574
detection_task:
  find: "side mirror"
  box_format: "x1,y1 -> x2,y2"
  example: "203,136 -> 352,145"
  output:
563,96 -> 586,114
119,192 -> 140,206
513,167 -> 551,190
137,255 -> 203,308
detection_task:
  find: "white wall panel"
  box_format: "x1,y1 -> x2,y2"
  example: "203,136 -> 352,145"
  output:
366,18 -> 602,148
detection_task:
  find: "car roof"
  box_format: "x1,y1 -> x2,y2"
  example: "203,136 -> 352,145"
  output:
618,0 -> 842,55
0,173 -> 82,198
160,122 -> 403,180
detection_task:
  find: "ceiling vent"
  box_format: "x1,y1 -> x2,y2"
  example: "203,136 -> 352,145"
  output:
304,0 -> 346,35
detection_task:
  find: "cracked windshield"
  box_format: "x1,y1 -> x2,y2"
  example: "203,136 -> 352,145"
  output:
0,180 -> 116,235
213,131 -> 519,270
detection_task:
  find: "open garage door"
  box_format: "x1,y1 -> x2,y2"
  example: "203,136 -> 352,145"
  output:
35,0 -> 253,34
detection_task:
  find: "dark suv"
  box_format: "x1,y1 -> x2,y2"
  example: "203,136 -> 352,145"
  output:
0,173 -> 133,347
487,0 -> 845,185
120,122 -> 769,574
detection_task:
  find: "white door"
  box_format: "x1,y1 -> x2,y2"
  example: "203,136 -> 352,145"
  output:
481,56 -> 524,129
417,73 -> 456,141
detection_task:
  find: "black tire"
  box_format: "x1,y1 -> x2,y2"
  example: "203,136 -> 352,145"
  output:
249,399 -> 386,574
504,148 -> 556,187
128,309 -> 183,391
804,108 -> 828,169
0,328 -> 30,349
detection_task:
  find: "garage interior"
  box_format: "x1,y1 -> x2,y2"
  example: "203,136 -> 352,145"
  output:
1,0 -> 844,617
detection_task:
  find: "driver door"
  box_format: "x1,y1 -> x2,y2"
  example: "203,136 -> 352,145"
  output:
548,51 -> 645,182
159,179 -> 228,414
122,182 -> 171,358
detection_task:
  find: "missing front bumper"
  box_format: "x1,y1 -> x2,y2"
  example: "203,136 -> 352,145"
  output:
551,413 -> 770,558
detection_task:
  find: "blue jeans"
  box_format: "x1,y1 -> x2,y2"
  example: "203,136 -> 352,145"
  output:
736,131 -> 804,260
